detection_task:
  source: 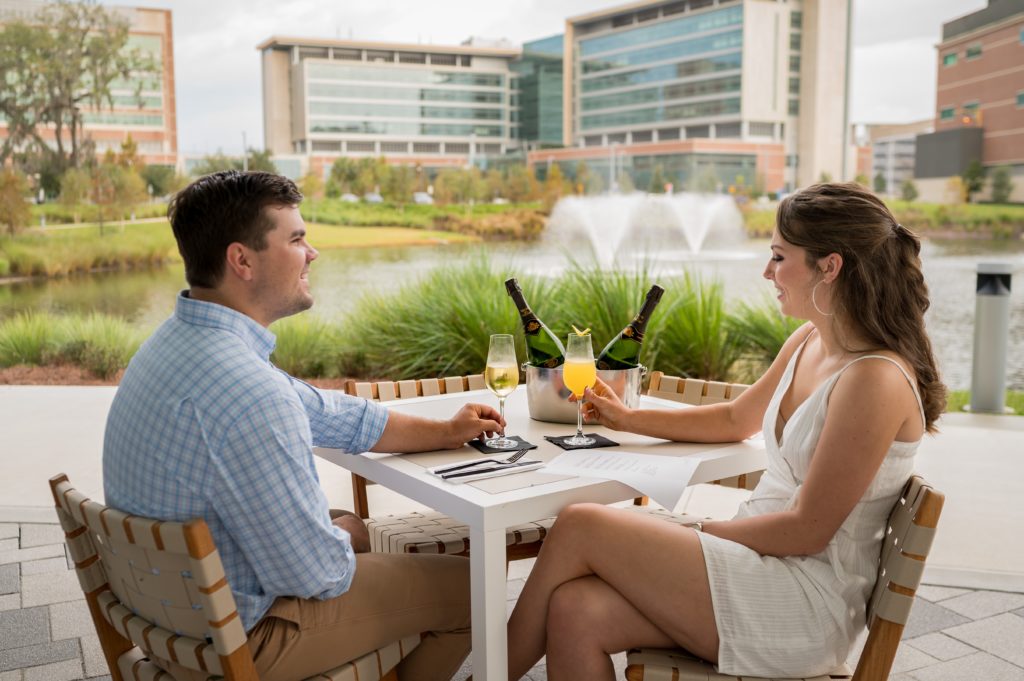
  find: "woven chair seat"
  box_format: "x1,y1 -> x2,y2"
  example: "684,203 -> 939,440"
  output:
625,648 -> 853,681
116,635 -> 421,681
367,511 -> 554,555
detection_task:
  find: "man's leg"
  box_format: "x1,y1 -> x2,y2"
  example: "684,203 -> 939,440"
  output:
248,552 -> 471,681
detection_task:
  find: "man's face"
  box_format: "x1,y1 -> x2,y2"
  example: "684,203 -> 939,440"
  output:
250,205 -> 318,325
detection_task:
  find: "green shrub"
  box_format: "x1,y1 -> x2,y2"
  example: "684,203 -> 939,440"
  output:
727,294 -> 805,379
270,315 -> 344,378
653,274 -> 743,381
338,257 -> 522,379
0,312 -> 59,366
51,313 -> 147,378
0,256 -> 9,277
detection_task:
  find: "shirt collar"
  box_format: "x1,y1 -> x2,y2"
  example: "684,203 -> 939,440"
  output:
174,291 -> 277,361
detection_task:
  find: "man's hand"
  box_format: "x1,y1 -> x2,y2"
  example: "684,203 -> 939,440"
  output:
442,402 -> 504,449
330,509 -> 370,553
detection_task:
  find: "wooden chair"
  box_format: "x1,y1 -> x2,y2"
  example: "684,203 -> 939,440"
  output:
623,475 -> 945,681
346,375 -> 552,561
49,474 -> 420,681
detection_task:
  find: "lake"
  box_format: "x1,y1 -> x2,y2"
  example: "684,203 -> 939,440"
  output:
2,233 -> 1022,391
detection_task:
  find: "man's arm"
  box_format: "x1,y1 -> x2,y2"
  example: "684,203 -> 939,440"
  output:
371,403 -> 504,453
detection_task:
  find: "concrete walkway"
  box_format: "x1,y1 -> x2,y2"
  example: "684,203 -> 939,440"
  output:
2,386 -> 1022,680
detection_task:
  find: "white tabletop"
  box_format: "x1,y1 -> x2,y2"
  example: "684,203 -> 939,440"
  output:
316,388 -> 766,681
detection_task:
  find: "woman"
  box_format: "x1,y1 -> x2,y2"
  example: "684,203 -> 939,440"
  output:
506,183 -> 945,681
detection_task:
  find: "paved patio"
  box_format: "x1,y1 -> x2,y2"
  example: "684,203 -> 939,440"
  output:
2,386 -> 1023,680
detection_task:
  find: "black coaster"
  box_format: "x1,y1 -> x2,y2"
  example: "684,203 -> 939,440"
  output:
544,433 -> 620,450
470,435 -> 538,455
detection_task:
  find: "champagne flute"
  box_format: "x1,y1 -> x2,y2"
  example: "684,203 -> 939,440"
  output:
484,334 -> 520,449
563,332 -> 597,446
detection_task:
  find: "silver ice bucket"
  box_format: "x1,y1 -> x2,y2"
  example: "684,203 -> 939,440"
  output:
524,363 -> 646,424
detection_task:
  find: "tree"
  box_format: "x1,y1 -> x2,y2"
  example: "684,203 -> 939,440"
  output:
297,172 -> 324,222
59,168 -> 91,222
819,171 -> 833,183
0,1 -> 158,171
900,178 -> 918,202
648,164 -> 666,194
945,176 -> 966,204
0,170 -> 31,236
244,148 -> 277,173
854,173 -> 870,188
541,163 -> 568,210
990,166 -> 1014,204
140,164 -> 184,198
190,152 -> 238,176
574,161 -> 591,196
116,135 -> 141,169
504,165 -> 538,203
873,172 -> 887,194
961,160 -> 985,203
91,159 -> 146,234
484,168 -> 504,200
328,157 -> 359,196
383,165 -> 414,204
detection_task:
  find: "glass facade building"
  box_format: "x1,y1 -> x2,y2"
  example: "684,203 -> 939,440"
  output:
513,34 -> 564,147
0,1 -> 178,167
260,38 -> 518,164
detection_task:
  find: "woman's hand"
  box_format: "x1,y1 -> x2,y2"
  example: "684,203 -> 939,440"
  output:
577,377 -> 632,431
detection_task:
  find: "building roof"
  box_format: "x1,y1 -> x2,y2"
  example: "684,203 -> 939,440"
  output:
255,35 -> 520,58
942,0 -> 1024,42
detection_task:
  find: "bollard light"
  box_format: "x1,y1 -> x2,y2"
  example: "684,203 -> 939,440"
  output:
968,262 -> 1014,414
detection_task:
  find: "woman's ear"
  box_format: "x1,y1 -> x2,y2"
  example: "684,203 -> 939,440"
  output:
820,253 -> 843,283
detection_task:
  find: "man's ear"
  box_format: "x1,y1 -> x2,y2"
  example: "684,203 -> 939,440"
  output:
224,242 -> 254,282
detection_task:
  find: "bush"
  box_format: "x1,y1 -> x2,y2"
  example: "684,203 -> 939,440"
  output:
0,312 -> 57,366
52,313 -> 147,378
270,315 -> 344,378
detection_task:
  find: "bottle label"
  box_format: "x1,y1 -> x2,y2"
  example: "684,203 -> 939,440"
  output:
623,328 -> 643,343
525,320 -> 541,334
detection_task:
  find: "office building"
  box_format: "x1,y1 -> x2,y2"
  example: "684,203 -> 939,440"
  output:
0,0 -> 178,169
868,120 -> 933,196
258,37 -> 520,177
514,34 -> 564,148
527,0 -> 853,193
915,0 -> 1024,202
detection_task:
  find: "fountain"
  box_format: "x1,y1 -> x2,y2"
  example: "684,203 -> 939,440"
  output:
544,192 -> 753,268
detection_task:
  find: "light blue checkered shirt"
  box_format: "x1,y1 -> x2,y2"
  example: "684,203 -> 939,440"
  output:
103,292 -> 388,631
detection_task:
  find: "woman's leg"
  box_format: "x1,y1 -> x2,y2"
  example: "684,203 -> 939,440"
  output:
507,503 -> 719,680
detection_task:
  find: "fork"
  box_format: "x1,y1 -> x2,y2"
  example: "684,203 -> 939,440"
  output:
433,449 -> 529,475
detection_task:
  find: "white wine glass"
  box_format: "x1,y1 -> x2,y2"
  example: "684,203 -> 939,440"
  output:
484,333 -> 520,449
563,333 -> 597,446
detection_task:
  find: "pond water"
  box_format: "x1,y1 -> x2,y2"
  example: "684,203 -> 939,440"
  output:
2,231 -> 1023,391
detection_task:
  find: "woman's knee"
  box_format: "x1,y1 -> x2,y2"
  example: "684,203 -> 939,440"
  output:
553,502 -> 612,535
547,579 -> 602,635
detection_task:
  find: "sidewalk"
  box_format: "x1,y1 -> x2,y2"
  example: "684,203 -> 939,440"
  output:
1,386 -> 1022,680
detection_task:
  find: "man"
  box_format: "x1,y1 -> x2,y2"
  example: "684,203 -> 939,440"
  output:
103,170 -> 503,680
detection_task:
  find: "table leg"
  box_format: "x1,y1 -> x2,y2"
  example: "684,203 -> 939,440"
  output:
470,525 -> 509,681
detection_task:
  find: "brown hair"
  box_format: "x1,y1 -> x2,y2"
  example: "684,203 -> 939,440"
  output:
168,170 -> 303,288
776,182 -> 946,431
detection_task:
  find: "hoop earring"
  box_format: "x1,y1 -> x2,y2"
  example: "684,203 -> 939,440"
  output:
812,280 -> 833,317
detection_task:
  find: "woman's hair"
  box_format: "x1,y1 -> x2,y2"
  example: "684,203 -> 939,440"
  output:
776,182 -> 946,431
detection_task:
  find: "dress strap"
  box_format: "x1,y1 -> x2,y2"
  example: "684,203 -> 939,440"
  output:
833,355 -> 926,431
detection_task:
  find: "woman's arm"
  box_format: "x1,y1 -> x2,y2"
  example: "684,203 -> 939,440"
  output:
703,357 -> 920,556
583,322 -> 815,443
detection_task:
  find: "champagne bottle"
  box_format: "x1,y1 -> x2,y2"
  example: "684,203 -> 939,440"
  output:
504,278 -> 566,368
596,285 -> 665,370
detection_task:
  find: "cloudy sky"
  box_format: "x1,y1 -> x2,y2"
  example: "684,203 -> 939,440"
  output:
101,0 -> 987,155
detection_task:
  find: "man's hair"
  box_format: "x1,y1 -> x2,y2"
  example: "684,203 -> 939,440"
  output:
168,170 -> 304,288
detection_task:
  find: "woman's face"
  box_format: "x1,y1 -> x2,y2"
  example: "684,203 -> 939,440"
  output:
763,231 -> 819,319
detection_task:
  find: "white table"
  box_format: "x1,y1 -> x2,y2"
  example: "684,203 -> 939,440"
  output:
316,389 -> 766,681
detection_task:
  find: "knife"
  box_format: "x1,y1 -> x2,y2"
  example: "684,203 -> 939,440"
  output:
440,460 -> 542,480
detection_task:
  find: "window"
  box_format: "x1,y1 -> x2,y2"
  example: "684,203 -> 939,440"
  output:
940,106 -> 955,121
790,11 -> 802,29
1020,28 -> 1023,44
943,53 -> 957,67
790,33 -> 802,50
963,101 -> 979,115
790,55 -> 801,72
1017,91 -> 1024,108
966,44 -> 982,60
788,99 -> 799,115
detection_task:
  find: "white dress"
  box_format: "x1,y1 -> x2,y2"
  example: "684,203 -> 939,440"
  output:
697,338 -> 923,677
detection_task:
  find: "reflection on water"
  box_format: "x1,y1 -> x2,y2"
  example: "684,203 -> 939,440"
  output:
2,236 -> 1023,391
